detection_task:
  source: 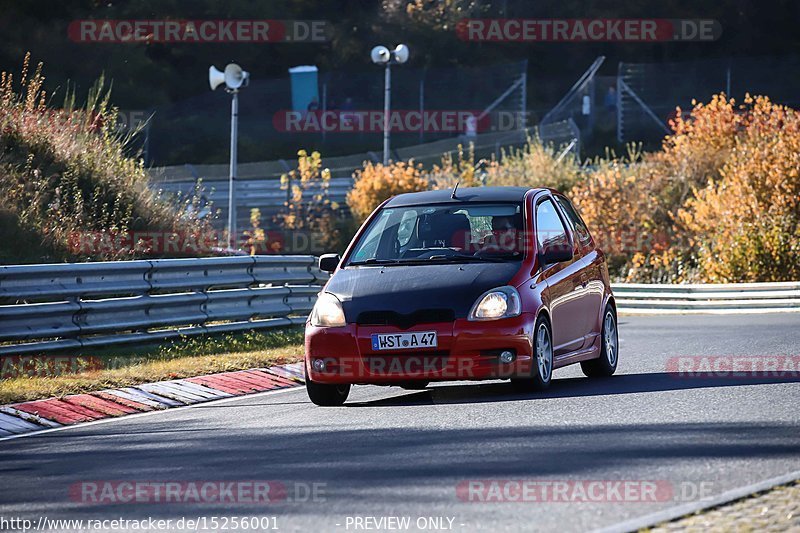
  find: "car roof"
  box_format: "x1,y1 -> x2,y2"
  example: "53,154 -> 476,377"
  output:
384,186 -> 544,207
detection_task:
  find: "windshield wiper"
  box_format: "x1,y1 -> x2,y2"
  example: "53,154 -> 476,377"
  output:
425,254 -> 509,263
348,258 -> 403,266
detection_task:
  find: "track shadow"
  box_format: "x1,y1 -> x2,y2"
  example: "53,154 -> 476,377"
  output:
345,371 -> 800,407
1,419 -> 799,522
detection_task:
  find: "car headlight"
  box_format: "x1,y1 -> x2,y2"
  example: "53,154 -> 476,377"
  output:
468,286 -> 522,321
310,292 -> 346,327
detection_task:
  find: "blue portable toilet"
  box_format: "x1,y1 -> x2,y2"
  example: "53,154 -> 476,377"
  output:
288,65 -> 320,112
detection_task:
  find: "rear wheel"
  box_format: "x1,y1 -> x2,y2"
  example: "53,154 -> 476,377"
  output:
581,304 -> 618,378
306,372 -> 350,406
511,316 -> 553,392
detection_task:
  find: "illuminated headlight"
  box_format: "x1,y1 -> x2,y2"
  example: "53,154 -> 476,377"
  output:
468,286 -> 522,321
310,292 -> 346,327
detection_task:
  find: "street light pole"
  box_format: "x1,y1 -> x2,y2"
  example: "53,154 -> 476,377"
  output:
371,44 -> 408,166
228,90 -> 239,250
382,63 -> 391,165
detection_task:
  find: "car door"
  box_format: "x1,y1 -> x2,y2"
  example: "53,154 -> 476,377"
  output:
535,197 -> 587,356
553,194 -> 604,346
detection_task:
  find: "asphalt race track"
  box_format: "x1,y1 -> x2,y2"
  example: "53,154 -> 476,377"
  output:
1,314 -> 799,532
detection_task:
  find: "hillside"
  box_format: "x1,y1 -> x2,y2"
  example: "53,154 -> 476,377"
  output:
0,55 -> 213,264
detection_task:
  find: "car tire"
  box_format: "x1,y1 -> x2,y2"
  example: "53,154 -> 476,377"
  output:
398,381 -> 429,390
306,371 -> 351,406
581,304 -> 618,378
510,315 -> 553,392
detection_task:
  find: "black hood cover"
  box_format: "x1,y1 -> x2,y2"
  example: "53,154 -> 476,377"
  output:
325,262 -> 521,322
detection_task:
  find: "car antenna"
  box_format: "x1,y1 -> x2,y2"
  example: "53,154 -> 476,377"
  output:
451,181 -> 459,199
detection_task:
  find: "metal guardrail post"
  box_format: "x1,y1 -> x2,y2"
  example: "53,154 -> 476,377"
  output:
0,256 -> 325,355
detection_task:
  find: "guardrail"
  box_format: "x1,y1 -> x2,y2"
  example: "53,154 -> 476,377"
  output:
612,282 -> 800,314
0,256 -> 329,355
2,264 -> 798,356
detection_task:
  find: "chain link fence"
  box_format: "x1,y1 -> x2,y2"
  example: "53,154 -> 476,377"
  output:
144,61 -> 527,166
617,55 -> 800,144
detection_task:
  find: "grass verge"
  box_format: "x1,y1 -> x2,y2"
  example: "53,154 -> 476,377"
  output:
0,328 -> 305,405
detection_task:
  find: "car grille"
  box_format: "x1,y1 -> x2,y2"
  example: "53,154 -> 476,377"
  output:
356,309 -> 456,329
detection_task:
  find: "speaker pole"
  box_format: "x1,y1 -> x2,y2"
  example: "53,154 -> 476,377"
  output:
228,89 -> 239,250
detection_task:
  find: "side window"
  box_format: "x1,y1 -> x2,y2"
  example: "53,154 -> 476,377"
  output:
535,199 -> 570,253
555,196 -> 591,245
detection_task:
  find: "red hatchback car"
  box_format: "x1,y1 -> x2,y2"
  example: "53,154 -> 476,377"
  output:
304,186 -> 618,406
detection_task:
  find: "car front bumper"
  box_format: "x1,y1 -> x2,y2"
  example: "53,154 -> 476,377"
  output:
305,314 -> 536,384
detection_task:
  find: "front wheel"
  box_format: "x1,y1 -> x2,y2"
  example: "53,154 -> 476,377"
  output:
581,304 -> 618,378
510,316 -> 553,392
306,375 -> 350,406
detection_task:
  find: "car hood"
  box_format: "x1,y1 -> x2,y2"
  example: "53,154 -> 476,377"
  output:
325,262 -> 521,321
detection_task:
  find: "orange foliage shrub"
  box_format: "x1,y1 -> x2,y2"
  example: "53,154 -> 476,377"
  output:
567,149 -> 679,281
347,160 -> 429,223
678,95 -> 800,282
571,93 -> 800,283
485,135 -> 583,193
428,144 -> 481,189
654,94 -> 741,194
342,93 -> 800,283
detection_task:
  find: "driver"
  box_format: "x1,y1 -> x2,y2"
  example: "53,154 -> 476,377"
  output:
481,214 -> 521,253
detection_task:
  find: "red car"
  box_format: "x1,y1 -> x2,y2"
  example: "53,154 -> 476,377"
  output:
305,186 -> 618,406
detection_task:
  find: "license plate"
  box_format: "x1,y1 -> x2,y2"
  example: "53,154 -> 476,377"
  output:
371,331 -> 438,351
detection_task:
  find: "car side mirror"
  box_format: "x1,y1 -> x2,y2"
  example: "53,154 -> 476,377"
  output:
319,253 -> 341,273
540,245 -> 573,266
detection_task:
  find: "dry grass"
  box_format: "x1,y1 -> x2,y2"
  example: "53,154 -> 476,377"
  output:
0,53 -> 212,263
0,328 -> 305,404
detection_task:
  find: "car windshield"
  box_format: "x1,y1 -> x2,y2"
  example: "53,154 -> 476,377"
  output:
347,202 -> 525,265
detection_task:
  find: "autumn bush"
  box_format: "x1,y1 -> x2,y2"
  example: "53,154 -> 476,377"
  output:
347,159 -> 429,223
485,134 -> 583,193
346,138 -> 580,223
572,93 -> 800,283
341,93 -> 800,283
277,149 -> 343,251
427,144 -> 482,189
567,147 -> 677,281
677,95 -> 800,282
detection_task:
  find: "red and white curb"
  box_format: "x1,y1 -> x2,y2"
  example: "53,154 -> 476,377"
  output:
0,362 -> 305,438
